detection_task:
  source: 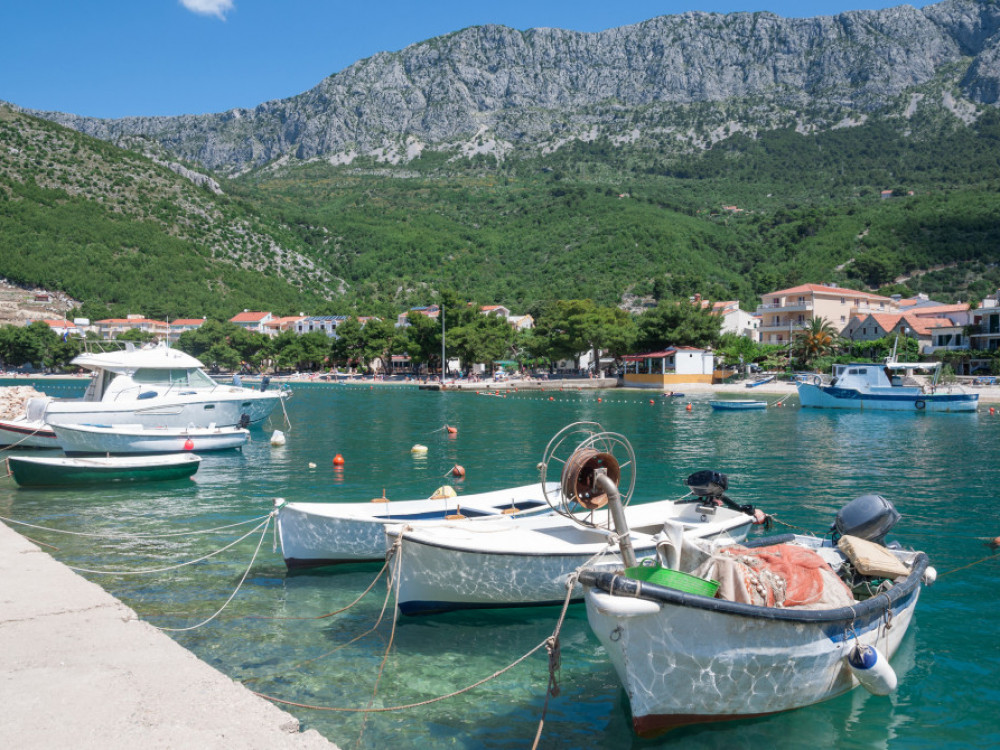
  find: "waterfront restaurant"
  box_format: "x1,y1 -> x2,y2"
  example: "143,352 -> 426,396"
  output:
621,347 -> 716,388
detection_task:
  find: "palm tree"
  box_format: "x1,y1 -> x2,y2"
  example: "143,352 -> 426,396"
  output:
793,317 -> 840,368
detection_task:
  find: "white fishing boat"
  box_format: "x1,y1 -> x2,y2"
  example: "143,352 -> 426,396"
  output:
581,491 -> 933,736
385,425 -> 763,615
22,342 -> 288,430
52,422 -> 250,455
274,482 -> 558,569
797,361 -> 977,412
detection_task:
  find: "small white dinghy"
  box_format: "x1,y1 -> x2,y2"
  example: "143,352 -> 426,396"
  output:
386,424 -> 764,615
274,482 -> 557,569
579,484 -> 933,737
52,422 -> 250,455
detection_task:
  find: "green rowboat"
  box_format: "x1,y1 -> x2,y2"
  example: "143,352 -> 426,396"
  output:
6,453 -> 201,487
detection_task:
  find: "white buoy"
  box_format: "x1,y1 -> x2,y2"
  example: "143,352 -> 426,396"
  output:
847,644 -> 897,695
270,430 -> 286,446
411,444 -> 428,454
922,566 -> 938,585
308,462 -> 317,469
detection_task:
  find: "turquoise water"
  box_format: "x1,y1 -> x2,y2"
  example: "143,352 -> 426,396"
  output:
3,381 -> 1000,749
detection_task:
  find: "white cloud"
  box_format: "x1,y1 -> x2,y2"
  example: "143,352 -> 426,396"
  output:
180,0 -> 234,20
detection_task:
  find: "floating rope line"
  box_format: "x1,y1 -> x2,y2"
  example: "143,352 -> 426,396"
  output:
937,552 -> 1000,578
64,516 -> 272,576
156,513 -> 273,633
0,512 -> 272,539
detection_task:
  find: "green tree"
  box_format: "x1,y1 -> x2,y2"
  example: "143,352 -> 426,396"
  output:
635,301 -> 721,352
792,317 -> 840,368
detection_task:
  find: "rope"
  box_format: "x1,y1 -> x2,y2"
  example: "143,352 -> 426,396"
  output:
65,516 -> 272,575
0,512 -> 272,539
250,536 -> 569,716
156,514 -> 273,632
938,552 -> 1000,578
250,539 -> 402,621
531,571 -> 578,750
0,424 -> 50,451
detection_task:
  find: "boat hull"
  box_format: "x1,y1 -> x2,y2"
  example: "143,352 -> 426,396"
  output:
710,400 -> 767,410
582,551 -> 927,736
0,419 -> 59,448
42,391 -> 284,429
797,383 -> 978,412
275,483 -> 557,569
388,502 -> 755,615
52,423 -> 249,455
7,453 -> 201,487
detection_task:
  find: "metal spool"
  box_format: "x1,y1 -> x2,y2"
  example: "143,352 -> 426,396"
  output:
539,421 -> 636,524
561,448 -> 620,510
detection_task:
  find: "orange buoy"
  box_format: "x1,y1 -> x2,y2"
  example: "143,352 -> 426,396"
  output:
183,439 -> 194,450
989,536 -> 1000,550
549,396 -> 554,401
446,425 -> 458,434
333,453 -> 345,465
597,397 -> 602,403
991,407 -> 996,415
650,399 -> 655,404
452,464 -> 466,478
686,403 -> 692,411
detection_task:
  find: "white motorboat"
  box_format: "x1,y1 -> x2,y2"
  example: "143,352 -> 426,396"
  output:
581,493 -> 932,736
52,422 -> 250,455
274,482 -> 558,569
797,361 -> 977,412
23,342 -> 288,429
385,425 -> 763,615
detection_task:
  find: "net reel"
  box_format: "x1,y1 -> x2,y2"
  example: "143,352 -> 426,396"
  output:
539,421 -> 636,526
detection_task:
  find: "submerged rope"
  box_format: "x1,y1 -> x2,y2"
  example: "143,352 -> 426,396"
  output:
0,512 -> 273,539
64,516 -> 272,575
156,513 -> 273,633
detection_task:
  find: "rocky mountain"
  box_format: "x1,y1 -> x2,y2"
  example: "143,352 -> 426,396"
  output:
20,0 -> 1000,176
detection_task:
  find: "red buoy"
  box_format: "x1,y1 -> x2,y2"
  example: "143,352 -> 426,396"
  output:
686,403 -> 692,411
452,464 -> 466,478
183,439 -> 194,450
446,425 -> 458,434
333,453 -> 345,466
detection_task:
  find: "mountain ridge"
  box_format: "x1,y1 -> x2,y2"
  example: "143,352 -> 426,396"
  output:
17,0 -> 1000,175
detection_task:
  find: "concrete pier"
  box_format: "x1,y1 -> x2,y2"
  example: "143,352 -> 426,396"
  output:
0,522 -> 338,749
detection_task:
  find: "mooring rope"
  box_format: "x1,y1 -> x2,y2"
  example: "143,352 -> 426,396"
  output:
64,516 -> 272,575
156,513 -> 273,633
0,512 -> 272,539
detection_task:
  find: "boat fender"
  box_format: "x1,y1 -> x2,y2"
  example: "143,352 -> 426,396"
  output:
270,430 -> 286,446
915,400 -> 926,410
183,439 -> 194,450
813,375 -> 822,386
847,644 -> 897,695
922,566 -> 938,585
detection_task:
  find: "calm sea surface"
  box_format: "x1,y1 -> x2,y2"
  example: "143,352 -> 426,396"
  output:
2,379 -> 999,749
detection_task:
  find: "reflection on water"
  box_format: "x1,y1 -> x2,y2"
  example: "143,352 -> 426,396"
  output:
2,384 -> 998,748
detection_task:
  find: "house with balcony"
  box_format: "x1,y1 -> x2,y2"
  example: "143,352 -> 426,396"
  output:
621,347 -> 716,387
167,318 -> 206,343
229,311 -> 273,334
295,316 -> 347,337
756,284 -> 898,345
265,315 -> 308,336
970,290 -> 1000,354
711,300 -> 760,342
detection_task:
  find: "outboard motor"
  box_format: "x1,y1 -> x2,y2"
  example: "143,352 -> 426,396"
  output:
685,470 -> 757,517
685,470 -> 728,500
832,494 -> 900,544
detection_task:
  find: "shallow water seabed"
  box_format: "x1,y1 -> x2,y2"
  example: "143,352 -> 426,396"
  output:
2,382 -> 999,749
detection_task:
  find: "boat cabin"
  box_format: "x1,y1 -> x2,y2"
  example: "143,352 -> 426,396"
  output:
831,362 -> 940,391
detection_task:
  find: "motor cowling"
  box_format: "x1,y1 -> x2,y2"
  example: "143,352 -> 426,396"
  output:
685,470 -> 728,499
833,494 -> 900,544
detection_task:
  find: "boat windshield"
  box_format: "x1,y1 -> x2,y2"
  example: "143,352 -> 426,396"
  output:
131,368 -> 217,389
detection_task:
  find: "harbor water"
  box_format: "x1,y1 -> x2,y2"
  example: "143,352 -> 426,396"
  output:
2,380 -> 998,749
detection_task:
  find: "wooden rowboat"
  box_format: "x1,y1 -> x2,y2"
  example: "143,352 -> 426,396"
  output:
6,453 -> 201,487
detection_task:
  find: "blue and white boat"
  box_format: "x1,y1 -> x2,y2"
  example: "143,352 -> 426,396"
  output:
710,400 -> 767,411
797,361 -> 977,413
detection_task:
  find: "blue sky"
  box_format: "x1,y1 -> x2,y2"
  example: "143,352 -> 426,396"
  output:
1,0 -> 929,119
